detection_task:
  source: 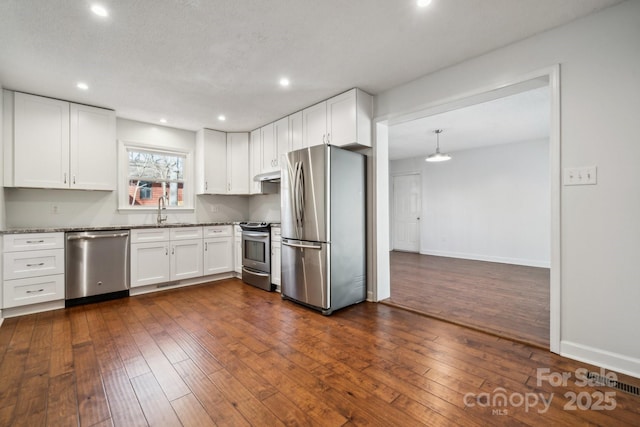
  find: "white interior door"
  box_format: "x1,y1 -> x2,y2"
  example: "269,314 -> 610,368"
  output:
392,173 -> 421,252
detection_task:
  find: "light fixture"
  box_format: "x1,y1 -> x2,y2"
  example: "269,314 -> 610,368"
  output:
90,4 -> 109,17
279,77 -> 290,87
76,82 -> 89,90
425,129 -> 451,162
417,0 -> 432,7
159,118 -> 167,124
218,115 -> 226,121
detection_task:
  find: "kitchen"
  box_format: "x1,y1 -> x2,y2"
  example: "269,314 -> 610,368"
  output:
1,1 -> 640,425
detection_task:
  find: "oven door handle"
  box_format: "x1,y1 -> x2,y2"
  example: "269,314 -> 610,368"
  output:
244,233 -> 269,238
242,267 -> 270,277
282,241 -> 322,250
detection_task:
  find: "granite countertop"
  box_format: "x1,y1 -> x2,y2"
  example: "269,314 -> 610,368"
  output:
0,222 -> 241,235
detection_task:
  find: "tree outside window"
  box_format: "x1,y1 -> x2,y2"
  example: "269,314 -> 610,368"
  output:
128,149 -> 185,207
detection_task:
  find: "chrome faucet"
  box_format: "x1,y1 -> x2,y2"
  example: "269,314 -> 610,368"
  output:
157,194 -> 168,225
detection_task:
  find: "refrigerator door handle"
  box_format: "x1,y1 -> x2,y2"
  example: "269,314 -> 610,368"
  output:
282,240 -> 322,250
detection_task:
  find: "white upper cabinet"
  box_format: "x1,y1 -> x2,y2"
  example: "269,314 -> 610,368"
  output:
226,132 -> 249,194
249,129 -> 262,194
260,116 -> 290,174
260,122 -> 275,173
196,129 -> 249,195
289,111 -> 304,152
10,92 -> 116,190
196,128 -> 227,194
302,101 -> 328,148
274,116 -> 289,170
69,103 -> 117,190
302,88 -> 372,149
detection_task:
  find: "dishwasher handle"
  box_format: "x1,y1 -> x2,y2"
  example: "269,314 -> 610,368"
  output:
67,232 -> 129,241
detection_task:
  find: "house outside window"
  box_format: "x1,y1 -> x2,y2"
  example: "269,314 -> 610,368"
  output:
120,143 -> 192,210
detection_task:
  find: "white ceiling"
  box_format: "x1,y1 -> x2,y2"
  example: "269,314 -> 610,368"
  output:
0,0 -> 622,132
389,85 -> 551,160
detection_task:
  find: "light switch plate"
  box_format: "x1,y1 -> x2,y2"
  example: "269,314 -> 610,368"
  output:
563,166 -> 597,186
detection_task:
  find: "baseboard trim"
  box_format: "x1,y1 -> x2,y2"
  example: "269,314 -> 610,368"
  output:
419,250 -> 550,268
561,340 -> 640,380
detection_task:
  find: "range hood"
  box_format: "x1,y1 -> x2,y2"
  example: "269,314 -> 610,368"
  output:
253,171 -> 281,183
253,171 -> 280,194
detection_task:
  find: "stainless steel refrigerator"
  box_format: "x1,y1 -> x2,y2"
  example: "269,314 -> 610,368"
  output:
281,144 -> 366,314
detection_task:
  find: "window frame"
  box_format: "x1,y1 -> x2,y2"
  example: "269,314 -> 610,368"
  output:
118,140 -> 194,212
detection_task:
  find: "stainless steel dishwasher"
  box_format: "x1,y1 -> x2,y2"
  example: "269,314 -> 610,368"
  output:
65,230 -> 130,306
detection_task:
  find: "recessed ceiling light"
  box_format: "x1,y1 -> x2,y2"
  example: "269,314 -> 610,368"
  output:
76,82 -> 89,90
218,115 -> 226,121
90,4 -> 109,17
159,118 -> 167,124
417,0 -> 432,7
279,78 -> 290,87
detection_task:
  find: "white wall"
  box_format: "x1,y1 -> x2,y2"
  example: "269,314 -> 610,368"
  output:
376,0 -> 640,377
391,140 -> 550,267
4,118 -> 250,228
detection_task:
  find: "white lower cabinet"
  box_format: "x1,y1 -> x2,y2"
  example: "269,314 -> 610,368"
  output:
204,238 -> 233,275
271,227 -> 281,289
203,225 -> 233,275
131,226 -> 232,289
130,241 -> 171,287
172,239 -> 204,280
234,225 -> 242,274
2,232 -> 65,310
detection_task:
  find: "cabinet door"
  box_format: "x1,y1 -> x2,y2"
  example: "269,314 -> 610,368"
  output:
171,239 -> 203,280
203,237 -> 233,275
130,242 -> 171,287
249,129 -> 262,194
289,111 -> 304,152
226,132 -> 249,194
260,122 -> 276,173
274,117 -> 289,169
327,90 -> 357,147
234,236 -> 242,274
69,104 -> 116,190
13,92 -> 70,189
271,242 -> 281,288
202,129 -> 227,194
302,101 -> 327,148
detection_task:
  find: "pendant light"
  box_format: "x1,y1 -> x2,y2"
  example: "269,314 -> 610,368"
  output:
425,129 -> 451,162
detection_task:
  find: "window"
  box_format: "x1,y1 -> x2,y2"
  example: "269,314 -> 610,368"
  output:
124,146 -> 190,208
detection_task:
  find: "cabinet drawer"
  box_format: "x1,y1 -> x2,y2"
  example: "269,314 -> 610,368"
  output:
271,227 -> 281,242
3,232 -> 64,251
170,227 -> 203,241
130,228 -> 171,244
3,274 -> 65,308
3,248 -> 65,280
204,225 -> 232,238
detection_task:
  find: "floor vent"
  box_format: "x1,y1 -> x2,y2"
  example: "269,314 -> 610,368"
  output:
587,372 -> 640,397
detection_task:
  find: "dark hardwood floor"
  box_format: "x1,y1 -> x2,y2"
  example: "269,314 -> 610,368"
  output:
386,251 -> 550,348
1,278 -> 638,426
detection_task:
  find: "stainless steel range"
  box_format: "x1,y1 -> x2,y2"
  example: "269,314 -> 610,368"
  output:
239,221 -> 273,291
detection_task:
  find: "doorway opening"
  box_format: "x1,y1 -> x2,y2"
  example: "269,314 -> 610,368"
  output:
375,69 -> 560,351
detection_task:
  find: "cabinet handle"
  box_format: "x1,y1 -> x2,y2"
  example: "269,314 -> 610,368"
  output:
172,247 -> 175,255
205,181 -> 208,191
26,289 -> 44,294
26,240 -> 45,244
73,175 -> 76,184
327,133 -> 330,143
26,262 -> 45,267
64,173 -> 67,184
205,242 -> 208,251
228,183 -> 231,191
165,248 -> 168,256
